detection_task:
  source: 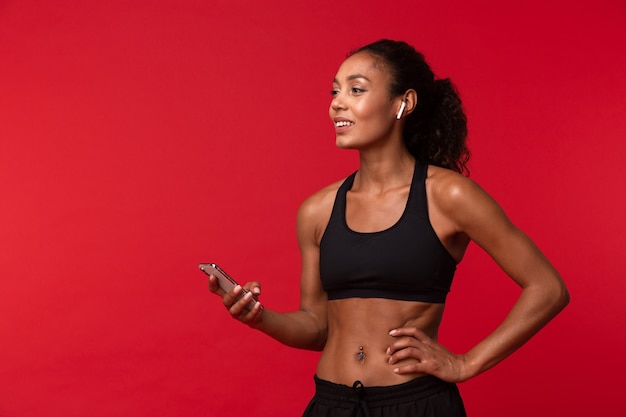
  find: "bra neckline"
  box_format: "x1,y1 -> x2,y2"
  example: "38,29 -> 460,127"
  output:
341,163 -> 419,235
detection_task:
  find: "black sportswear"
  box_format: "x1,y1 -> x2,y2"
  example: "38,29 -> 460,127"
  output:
319,162 -> 457,303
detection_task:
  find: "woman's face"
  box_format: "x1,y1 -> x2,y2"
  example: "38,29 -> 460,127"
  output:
329,52 -> 401,151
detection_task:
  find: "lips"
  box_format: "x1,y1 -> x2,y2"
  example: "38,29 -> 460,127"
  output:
333,117 -> 354,130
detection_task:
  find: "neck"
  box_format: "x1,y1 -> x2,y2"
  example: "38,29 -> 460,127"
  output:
354,148 -> 415,192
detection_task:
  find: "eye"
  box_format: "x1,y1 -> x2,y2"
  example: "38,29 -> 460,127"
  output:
330,89 -> 339,97
351,87 -> 365,94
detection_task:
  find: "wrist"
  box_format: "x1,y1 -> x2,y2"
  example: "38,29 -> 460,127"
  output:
457,353 -> 480,382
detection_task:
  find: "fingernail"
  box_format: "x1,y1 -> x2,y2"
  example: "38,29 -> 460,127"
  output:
393,368 -> 399,374
253,287 -> 261,295
386,347 -> 391,354
234,285 -> 242,292
389,329 -> 397,335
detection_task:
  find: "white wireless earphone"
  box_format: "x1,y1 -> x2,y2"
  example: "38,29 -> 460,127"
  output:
396,100 -> 406,120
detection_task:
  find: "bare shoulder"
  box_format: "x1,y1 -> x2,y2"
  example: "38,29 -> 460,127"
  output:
298,179 -> 343,218
427,166 -> 484,205
426,165 -> 508,231
297,178 -> 345,244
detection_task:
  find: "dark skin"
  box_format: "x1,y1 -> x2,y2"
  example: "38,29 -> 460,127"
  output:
209,52 -> 569,386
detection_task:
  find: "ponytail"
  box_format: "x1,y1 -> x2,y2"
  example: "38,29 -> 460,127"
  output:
351,40 -> 470,175
405,78 -> 470,175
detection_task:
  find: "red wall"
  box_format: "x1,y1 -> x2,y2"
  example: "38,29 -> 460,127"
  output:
1,1 -> 625,416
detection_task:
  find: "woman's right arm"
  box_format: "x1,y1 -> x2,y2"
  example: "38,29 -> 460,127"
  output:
208,189 -> 333,351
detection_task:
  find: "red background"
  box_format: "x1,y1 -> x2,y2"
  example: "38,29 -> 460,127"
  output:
1,1 -> 625,416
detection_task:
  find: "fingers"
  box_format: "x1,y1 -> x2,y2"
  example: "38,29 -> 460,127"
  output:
393,362 -> 426,375
243,281 -> 262,296
223,285 -> 251,311
208,274 -> 264,325
386,341 -> 429,376
232,296 -> 264,326
387,343 -> 421,361
386,327 -> 432,372
385,337 -> 433,376
389,327 -> 427,340
223,285 -> 264,324
208,275 -> 226,296
386,327 -> 429,355
385,327 -> 466,382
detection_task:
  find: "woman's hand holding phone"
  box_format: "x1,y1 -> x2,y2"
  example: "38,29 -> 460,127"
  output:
202,263 -> 264,326
220,281 -> 264,325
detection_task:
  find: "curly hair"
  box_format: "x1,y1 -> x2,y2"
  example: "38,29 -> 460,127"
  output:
350,40 -> 470,175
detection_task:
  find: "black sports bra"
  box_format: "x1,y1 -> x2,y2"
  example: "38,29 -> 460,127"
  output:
319,162 -> 457,303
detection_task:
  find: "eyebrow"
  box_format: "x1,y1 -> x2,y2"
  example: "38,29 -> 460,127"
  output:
333,74 -> 371,83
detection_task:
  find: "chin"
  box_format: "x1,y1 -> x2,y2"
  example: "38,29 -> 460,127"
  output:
335,136 -> 359,150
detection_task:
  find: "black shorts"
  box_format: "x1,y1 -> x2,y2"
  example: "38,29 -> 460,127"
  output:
302,375 -> 467,417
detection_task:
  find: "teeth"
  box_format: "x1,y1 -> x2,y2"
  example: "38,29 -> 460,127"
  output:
335,121 -> 354,127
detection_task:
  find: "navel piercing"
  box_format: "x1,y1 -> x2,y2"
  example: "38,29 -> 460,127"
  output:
357,346 -> 366,363
396,100 -> 406,120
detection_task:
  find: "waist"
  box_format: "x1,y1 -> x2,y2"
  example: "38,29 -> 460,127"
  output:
317,343 -> 427,386
319,298 -> 444,385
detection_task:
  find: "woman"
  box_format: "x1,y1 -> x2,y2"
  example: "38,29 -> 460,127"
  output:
208,39 -> 569,416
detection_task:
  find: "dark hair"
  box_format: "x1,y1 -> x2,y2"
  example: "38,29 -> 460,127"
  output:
351,39 -> 470,175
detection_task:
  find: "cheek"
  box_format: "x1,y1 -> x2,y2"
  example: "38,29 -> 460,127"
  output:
354,95 -> 392,120
351,100 -> 371,120
356,103 -> 391,125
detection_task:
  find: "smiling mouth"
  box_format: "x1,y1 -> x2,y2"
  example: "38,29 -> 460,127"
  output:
335,121 -> 354,127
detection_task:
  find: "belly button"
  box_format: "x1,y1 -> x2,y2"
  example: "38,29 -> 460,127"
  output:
356,346 -> 365,363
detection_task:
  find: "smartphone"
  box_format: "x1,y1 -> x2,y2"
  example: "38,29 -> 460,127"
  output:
199,263 -> 262,310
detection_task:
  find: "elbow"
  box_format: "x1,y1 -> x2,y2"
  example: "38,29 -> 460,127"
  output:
530,277 -> 570,317
298,309 -> 328,351
312,327 -> 328,351
551,279 -> 570,314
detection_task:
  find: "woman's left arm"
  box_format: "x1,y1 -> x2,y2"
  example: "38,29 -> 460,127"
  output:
388,173 -> 570,382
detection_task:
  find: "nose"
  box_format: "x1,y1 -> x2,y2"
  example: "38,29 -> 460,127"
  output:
330,92 -> 347,111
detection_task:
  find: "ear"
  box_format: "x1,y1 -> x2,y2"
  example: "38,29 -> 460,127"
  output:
400,89 -> 417,117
